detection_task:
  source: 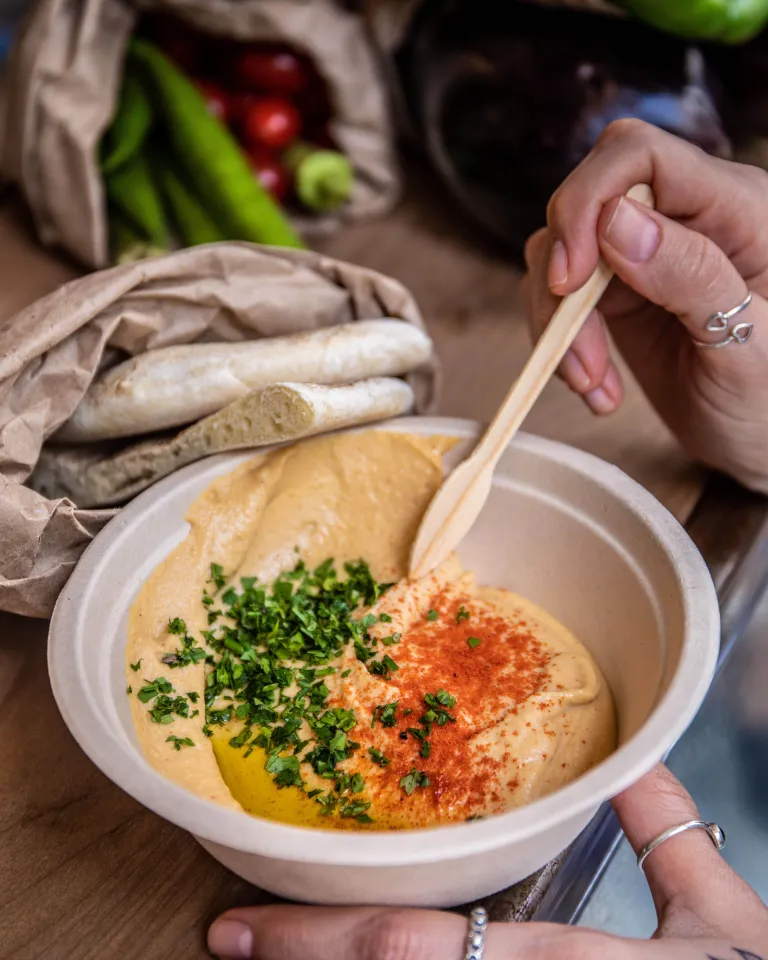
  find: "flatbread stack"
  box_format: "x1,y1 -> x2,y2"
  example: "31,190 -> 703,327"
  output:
30,319 -> 433,508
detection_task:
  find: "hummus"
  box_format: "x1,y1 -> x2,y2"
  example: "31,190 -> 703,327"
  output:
128,430 -> 616,829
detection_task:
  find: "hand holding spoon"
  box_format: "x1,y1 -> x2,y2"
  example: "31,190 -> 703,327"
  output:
409,183 -> 655,580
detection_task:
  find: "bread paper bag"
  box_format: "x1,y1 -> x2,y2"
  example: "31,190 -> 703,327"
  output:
0,241 -> 437,618
2,0 -> 399,267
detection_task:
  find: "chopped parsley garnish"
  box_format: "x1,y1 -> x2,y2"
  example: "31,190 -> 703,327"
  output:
372,701 -> 398,728
126,685 -> 132,695
208,563 -> 226,590
144,558 -> 393,816
130,659 -> 142,672
467,636 -> 482,649
368,747 -> 390,766
400,768 -> 430,795
422,689 -> 457,728
368,654 -> 399,679
161,620 -> 207,668
136,557 -> 467,826
456,606 -> 470,624
137,677 -> 173,703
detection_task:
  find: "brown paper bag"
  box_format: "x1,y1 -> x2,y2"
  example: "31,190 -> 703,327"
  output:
2,0 -> 400,268
0,242 -> 437,619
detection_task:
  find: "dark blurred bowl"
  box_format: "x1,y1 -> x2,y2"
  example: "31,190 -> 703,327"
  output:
395,0 -> 731,259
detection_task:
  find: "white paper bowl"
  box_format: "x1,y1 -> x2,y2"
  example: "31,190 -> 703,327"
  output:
48,417 -> 719,907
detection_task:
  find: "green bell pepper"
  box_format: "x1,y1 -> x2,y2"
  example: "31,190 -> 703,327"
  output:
615,0 -> 768,43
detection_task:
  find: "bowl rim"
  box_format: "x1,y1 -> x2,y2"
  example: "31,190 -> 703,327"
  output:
48,416 -> 720,866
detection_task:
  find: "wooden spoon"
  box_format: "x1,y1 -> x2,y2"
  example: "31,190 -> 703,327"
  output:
409,183 -> 655,580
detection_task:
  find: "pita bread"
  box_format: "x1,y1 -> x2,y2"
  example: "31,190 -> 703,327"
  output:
32,377 -> 414,507
55,319 -> 432,442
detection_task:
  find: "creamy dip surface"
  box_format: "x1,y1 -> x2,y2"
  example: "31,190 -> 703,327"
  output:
127,430 -> 616,830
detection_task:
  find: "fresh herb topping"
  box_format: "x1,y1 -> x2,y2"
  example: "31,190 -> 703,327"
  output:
166,735 -> 194,751
130,659 -> 143,672
426,609 -> 439,622
208,563 -> 226,590
368,747 -> 390,766
372,701 -> 398,728
467,636 -> 482,649
379,613 -> 393,623
400,768 -> 430,795
162,619 -> 207,668
136,558 -> 396,823
137,677 -> 173,702
422,689 -> 457,728
369,654 -> 399,679
126,685 -> 132,695
381,633 -> 401,646
456,606 -> 470,624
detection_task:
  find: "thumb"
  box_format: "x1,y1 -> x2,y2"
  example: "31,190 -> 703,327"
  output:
597,196 -> 766,375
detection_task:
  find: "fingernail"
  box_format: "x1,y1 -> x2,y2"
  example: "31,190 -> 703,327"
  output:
208,920 -> 253,959
548,239 -> 568,289
559,349 -> 591,392
603,198 -> 660,263
584,384 -> 615,415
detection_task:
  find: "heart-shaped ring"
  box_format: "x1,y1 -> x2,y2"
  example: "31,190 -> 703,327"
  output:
694,292 -> 754,349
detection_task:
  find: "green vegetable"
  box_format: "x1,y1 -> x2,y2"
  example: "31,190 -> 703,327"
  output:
155,160 -> 226,247
101,71 -> 153,175
108,209 -> 165,265
106,152 -> 168,249
166,735 -> 194,751
615,0 -> 768,43
426,609 -> 439,622
467,636 -> 482,649
399,768 -> 430,795
284,142 -> 354,213
128,39 -> 303,248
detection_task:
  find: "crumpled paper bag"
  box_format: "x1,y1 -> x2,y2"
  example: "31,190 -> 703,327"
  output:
0,241 -> 437,619
2,0 -> 400,268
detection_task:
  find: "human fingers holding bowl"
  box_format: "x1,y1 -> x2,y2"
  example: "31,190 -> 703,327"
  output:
207,765 -> 768,959
522,118 -> 768,493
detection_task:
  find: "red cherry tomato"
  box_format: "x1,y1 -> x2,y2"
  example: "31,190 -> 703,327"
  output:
243,97 -> 301,150
195,80 -> 233,126
235,47 -> 310,95
249,148 -> 291,203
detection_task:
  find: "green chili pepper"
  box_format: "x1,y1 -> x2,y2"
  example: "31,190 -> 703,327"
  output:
154,159 -> 226,247
108,208 -> 166,264
128,38 -> 304,249
284,142 -> 353,213
615,0 -> 768,43
101,71 -> 153,175
105,150 -> 169,249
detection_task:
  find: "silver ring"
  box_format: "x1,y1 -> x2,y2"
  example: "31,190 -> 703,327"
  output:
463,907 -> 488,960
693,291 -> 754,349
637,819 -> 726,872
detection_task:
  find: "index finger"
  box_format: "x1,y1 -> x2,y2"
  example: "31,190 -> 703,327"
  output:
547,120 -> 768,294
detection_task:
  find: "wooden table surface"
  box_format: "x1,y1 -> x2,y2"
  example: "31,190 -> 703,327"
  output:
0,175 -> 705,960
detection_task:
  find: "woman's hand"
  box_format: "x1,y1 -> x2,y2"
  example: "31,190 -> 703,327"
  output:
207,764 -> 768,960
521,119 -> 768,493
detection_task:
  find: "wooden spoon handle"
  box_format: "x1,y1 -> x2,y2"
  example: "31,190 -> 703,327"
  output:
477,183 -> 655,468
